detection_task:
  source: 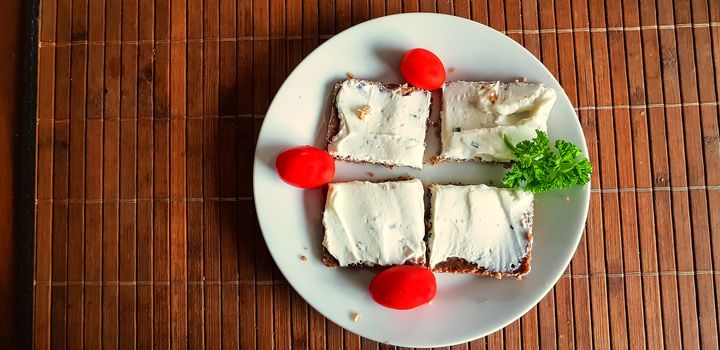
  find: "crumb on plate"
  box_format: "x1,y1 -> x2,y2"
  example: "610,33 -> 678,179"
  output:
347,72 -> 356,79
300,255 -> 308,262
352,313 -> 360,322
367,172 -> 374,177
562,195 -> 571,202
447,66 -> 456,73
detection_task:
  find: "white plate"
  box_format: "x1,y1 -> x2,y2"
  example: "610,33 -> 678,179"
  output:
253,13 -> 590,347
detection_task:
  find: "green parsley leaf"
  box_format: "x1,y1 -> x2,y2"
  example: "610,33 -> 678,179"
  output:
502,130 -> 592,193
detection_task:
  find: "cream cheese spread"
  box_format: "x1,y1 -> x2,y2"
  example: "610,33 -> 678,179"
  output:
428,184 -> 534,272
322,179 -> 427,266
440,81 -> 556,162
328,79 -> 431,168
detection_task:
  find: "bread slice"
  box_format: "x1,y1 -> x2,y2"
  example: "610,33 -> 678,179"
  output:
438,80 -> 556,163
427,184 -> 533,279
326,79 -> 431,169
322,179 -> 427,267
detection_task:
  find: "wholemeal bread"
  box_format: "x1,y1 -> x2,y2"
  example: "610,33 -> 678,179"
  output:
326,79 -> 431,169
427,184 -> 534,279
321,179 -> 428,268
437,80 -> 556,163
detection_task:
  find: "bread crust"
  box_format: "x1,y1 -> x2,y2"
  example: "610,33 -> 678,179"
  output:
431,255 -> 532,280
321,249 -> 426,268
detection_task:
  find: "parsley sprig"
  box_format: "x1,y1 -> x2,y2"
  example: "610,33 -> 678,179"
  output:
502,130 -> 592,193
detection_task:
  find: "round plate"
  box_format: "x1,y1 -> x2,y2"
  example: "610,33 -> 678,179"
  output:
254,13 -> 590,348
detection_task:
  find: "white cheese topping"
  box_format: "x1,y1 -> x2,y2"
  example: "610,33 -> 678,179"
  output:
440,81 -> 556,162
322,179 -> 427,267
328,79 -> 431,168
428,184 -> 534,272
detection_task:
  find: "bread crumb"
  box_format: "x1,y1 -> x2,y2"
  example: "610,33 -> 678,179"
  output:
429,156 -> 442,165
300,255 -> 308,262
520,77 -> 528,83
367,172 -> 375,177
356,106 -> 371,120
562,195 -> 571,202
447,66 -> 456,73
489,94 -> 498,103
303,246 -> 308,250
351,313 -> 360,322
399,85 -> 414,95
347,72 -> 355,79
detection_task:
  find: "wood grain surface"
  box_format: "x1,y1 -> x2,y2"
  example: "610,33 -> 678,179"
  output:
32,0 -> 720,348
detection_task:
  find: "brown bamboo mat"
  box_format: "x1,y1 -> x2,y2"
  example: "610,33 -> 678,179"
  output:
33,0 -> 720,348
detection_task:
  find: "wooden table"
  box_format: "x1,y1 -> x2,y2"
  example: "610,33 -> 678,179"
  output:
24,0 -> 720,348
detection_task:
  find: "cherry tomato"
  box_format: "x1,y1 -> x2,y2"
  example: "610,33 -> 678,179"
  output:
369,266 -> 437,310
399,48 -> 446,90
276,146 -> 335,188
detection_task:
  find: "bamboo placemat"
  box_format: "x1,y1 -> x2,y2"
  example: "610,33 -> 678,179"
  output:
33,0 -> 720,348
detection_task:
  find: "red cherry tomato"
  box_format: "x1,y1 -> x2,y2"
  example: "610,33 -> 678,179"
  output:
399,48 -> 446,90
369,266 -> 437,310
276,146 -> 335,188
